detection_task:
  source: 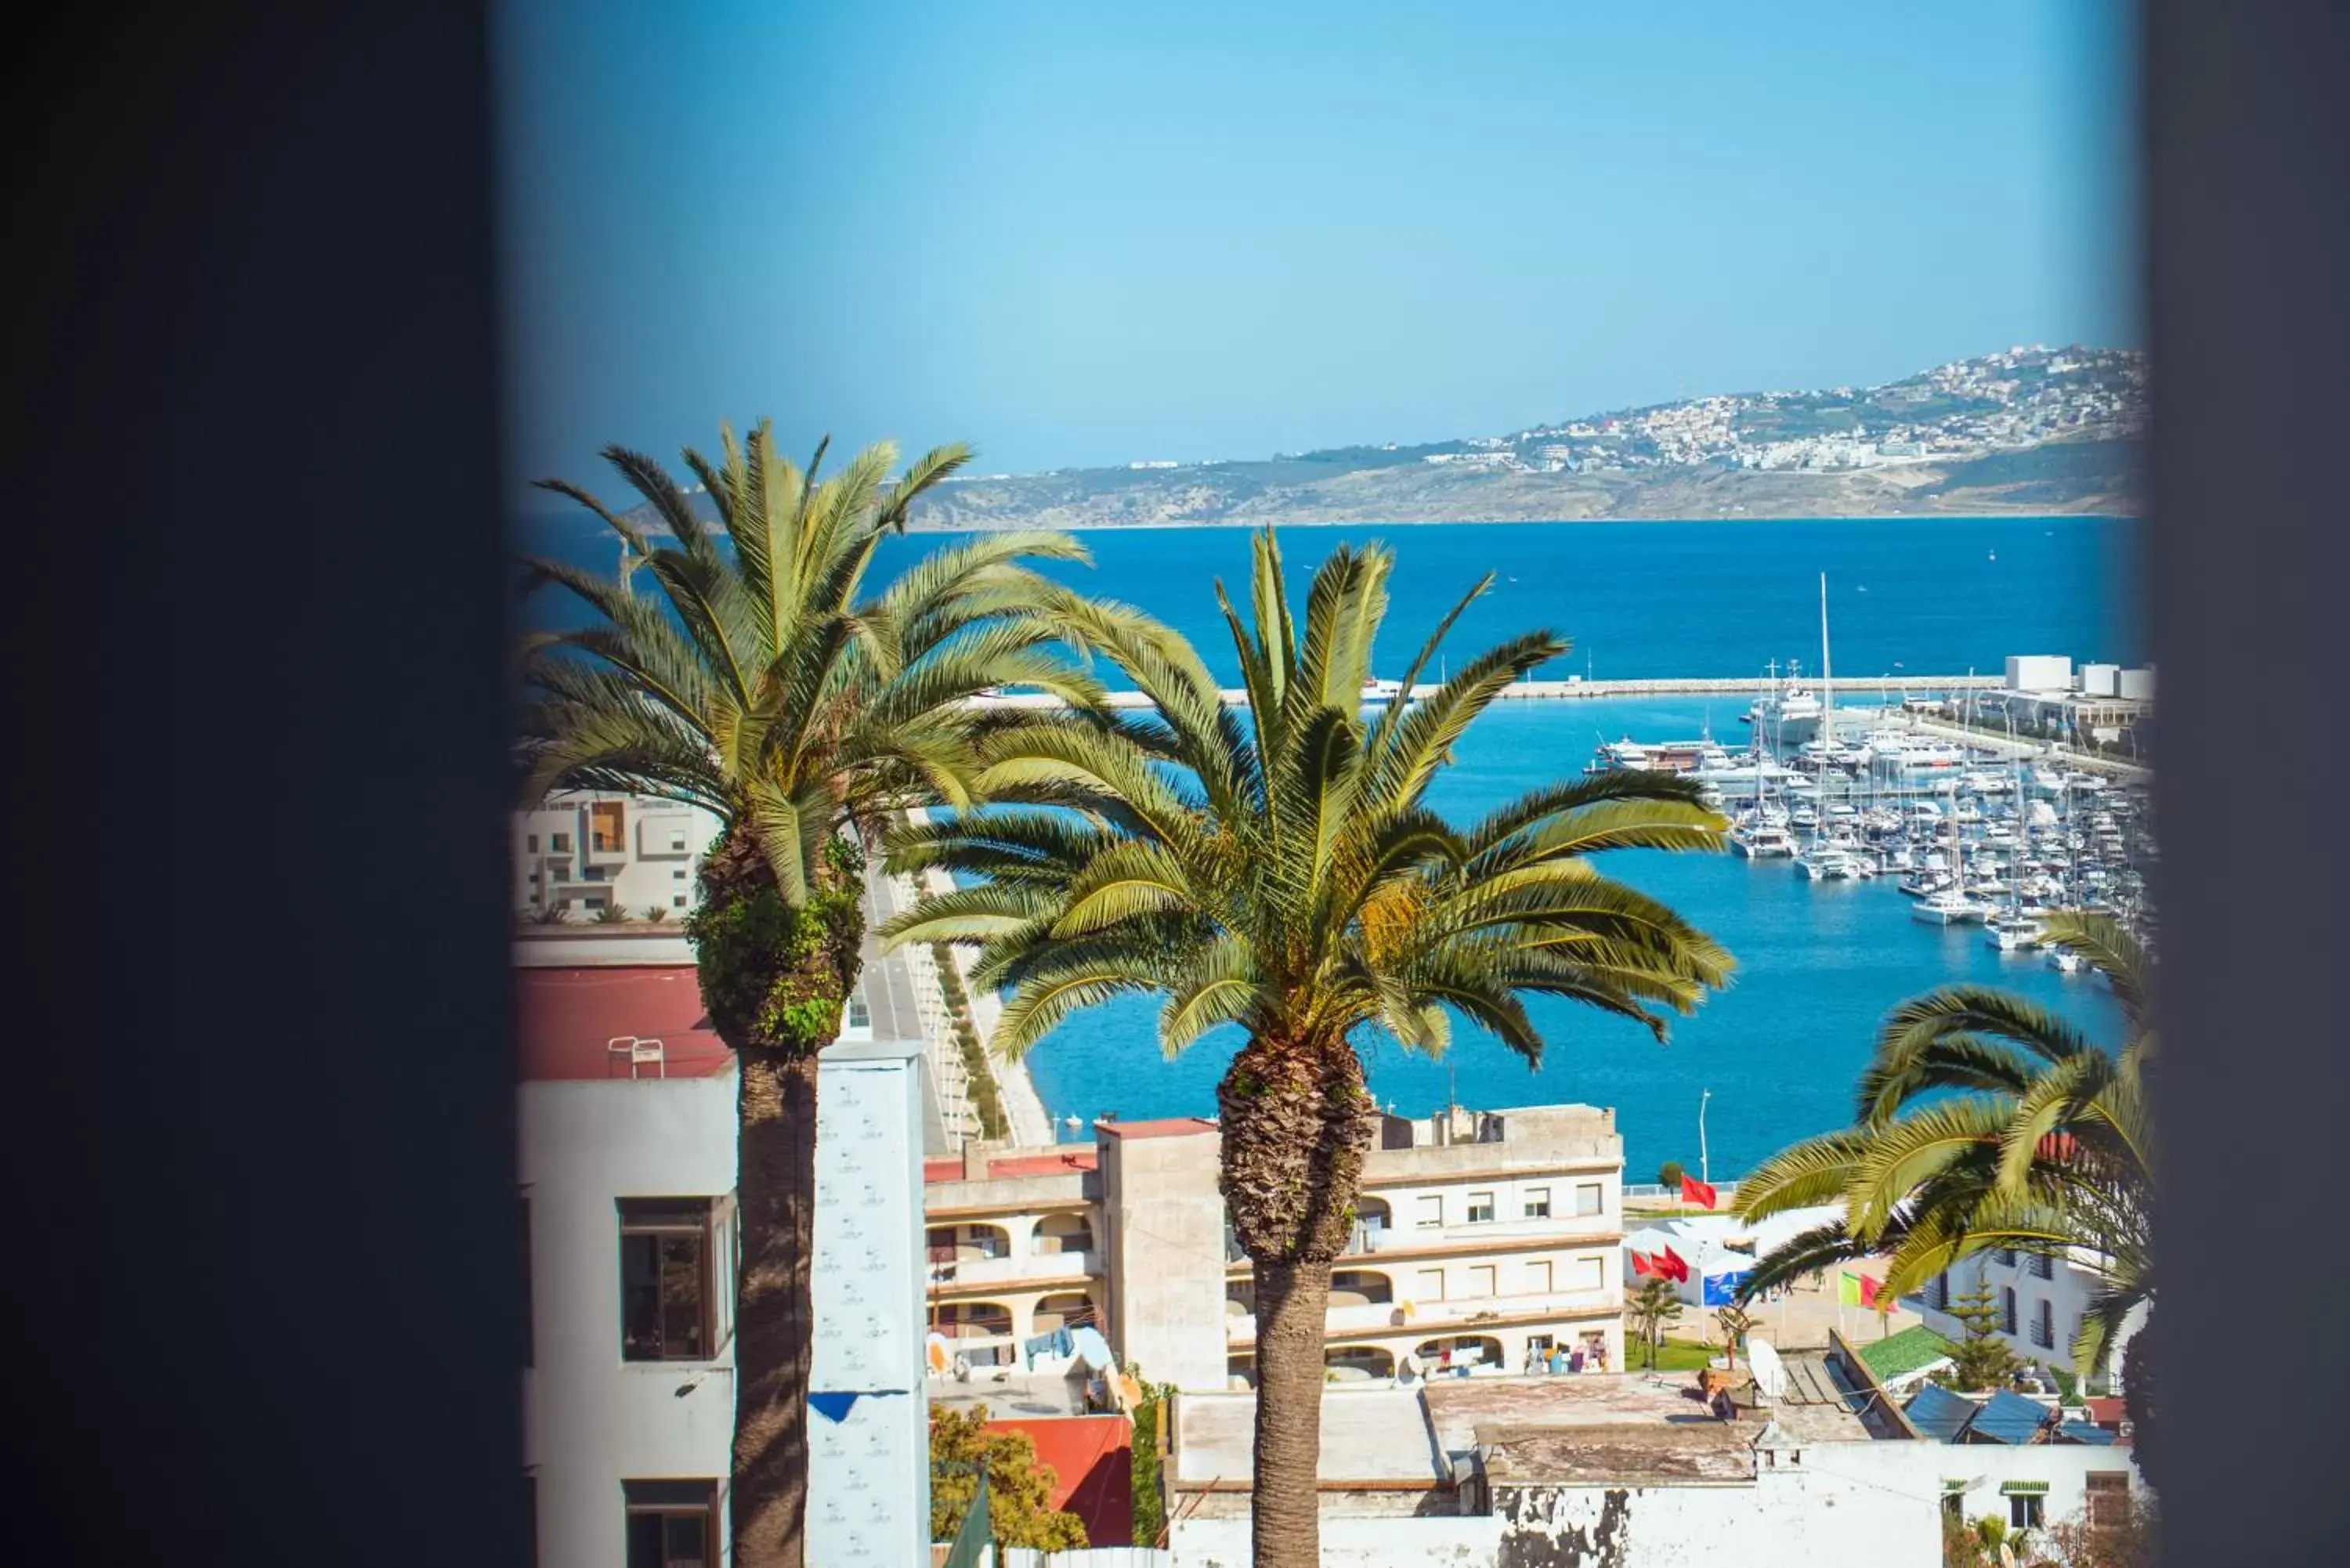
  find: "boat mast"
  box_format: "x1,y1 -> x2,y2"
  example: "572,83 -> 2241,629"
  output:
1819,572 -> 1834,753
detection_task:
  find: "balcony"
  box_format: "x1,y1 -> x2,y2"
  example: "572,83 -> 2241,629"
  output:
1353,1214 -> 1618,1255
931,1249 -> 1097,1289
1225,1284 -> 1618,1347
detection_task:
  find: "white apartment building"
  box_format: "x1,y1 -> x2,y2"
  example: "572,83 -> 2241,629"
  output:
519,959 -> 930,1567
922,1102 -> 1628,1396
1909,1246 -> 2144,1383
514,790 -> 721,920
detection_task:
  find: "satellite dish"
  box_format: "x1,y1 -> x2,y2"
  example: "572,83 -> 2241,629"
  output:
1748,1338 -> 1789,1400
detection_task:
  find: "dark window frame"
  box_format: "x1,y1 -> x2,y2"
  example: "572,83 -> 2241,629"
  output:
2001,1286 -> 2019,1336
622,1479 -> 720,1568
617,1197 -> 736,1363
2009,1491 -> 2045,1530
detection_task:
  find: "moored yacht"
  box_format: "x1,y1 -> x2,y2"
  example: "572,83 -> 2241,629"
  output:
1911,889 -> 1991,925
1983,912 -> 2044,950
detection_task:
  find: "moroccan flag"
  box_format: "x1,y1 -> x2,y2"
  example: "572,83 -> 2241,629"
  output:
1661,1245 -> 1691,1283
1630,1251 -> 1654,1277
1680,1173 -> 1719,1210
1860,1275 -> 1882,1309
1838,1271 -> 1864,1306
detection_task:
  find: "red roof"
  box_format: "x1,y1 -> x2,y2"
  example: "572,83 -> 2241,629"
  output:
1094,1117 -> 1217,1140
985,1414 -> 1133,1546
923,1150 -> 1100,1186
516,966 -> 733,1081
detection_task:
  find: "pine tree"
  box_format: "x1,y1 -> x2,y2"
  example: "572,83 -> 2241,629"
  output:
1936,1281 -> 2023,1392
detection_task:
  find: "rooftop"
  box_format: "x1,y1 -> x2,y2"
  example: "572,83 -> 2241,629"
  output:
1170,1388 -> 1445,1490
1857,1325 -> 1958,1384
515,965 -> 732,1081
1422,1377 -> 1755,1486
924,1149 -> 1100,1185
1096,1117 -> 1219,1141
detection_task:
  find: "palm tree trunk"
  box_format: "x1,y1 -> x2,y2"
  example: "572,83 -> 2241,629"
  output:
729,1044 -> 820,1568
1217,1035 -> 1373,1568
690,820 -> 867,1568
1249,1258 -> 1333,1567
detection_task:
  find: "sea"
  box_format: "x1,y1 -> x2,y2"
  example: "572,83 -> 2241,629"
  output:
522,512 -> 2142,1180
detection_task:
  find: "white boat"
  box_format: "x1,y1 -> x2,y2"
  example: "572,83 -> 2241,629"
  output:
1912,890 -> 1991,925
2050,947 -> 2086,974
1731,822 -> 1798,858
1798,847 -> 1865,881
1983,912 -> 2044,950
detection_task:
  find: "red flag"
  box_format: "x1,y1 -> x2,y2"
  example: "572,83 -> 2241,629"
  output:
1860,1275 -> 1881,1309
1681,1173 -> 1719,1210
1661,1245 -> 1691,1283
1630,1251 -> 1654,1277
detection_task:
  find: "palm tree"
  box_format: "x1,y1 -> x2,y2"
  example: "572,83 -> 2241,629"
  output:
1627,1277 -> 1683,1369
1735,914 -> 2153,1378
1712,1303 -> 1754,1368
519,421 -> 1113,1568
882,529 -> 1734,1567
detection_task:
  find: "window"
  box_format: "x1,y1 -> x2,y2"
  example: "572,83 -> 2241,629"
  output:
584,895 -> 609,911
2085,1473 -> 2131,1528
673,894 -> 687,909
1523,1187 -> 1551,1219
1929,1274 -> 1949,1311
673,869 -> 688,880
624,1479 -> 718,1568
2000,1286 -> 2019,1336
1524,1260 -> 1553,1294
619,1198 -> 735,1361
551,833 -> 571,853
550,861 -> 572,883
2028,1252 -> 2054,1281
1994,1247 -> 2018,1267
1466,1264 -> 1497,1298
1574,1183 -> 1603,1217
583,865 -> 608,881
526,833 -> 539,852
1414,1267 -> 1445,1302
2031,1297 -> 2055,1349
1415,1195 -> 1443,1229
591,800 -> 625,854
670,830 -> 689,851
1466,1191 -> 1495,1224
2008,1491 -> 2045,1530
1573,1255 -> 1606,1292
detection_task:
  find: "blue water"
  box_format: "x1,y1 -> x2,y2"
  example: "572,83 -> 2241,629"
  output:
518,513 -> 2141,1177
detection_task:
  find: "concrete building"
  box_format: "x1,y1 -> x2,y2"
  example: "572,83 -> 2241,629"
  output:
1162,1331 -> 2146,1566
519,958 -> 930,1566
2004,655 -> 2074,694
919,1103 -> 1628,1398
514,789 -> 721,921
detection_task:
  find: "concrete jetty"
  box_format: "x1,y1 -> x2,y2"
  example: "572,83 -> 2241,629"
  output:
972,674 -> 1998,710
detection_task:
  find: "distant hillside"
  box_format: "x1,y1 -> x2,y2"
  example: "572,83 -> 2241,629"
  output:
598,346 -> 2145,533
902,345 -> 2144,529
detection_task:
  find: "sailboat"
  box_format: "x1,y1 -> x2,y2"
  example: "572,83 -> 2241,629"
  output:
1911,800 -> 1990,925
1984,761 -> 2044,948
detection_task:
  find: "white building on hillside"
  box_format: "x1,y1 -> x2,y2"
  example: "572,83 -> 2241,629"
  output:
514,789 -> 721,921
1909,1247 -> 2145,1384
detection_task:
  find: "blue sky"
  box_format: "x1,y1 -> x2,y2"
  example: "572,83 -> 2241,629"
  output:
493,0 -> 2138,490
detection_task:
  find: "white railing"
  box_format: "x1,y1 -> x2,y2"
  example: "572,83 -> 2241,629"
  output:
939,1249 -> 1098,1287
1355,1215 -> 1618,1254
1622,1181 -> 1742,1201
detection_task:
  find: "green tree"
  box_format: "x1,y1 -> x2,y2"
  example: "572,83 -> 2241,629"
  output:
521,423 -> 1113,1567
1936,1281 -> 2025,1393
1735,914 -> 2153,1378
930,1404 -> 1089,1552
884,529 -> 1734,1568
1657,1158 -> 1685,1195
1626,1277 -> 1685,1370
